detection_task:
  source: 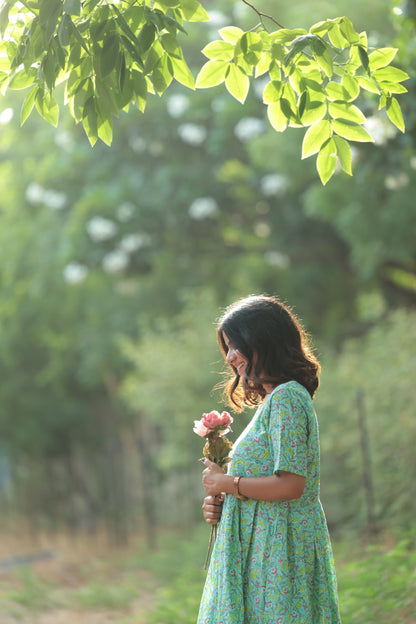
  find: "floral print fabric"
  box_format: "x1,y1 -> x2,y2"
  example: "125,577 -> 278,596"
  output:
197,381 -> 341,624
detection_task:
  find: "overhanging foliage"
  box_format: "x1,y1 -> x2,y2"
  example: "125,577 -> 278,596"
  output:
0,0 -> 409,183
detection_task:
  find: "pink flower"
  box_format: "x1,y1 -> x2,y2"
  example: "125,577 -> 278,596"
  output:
193,419 -> 209,437
193,410 -> 233,438
202,410 -> 233,431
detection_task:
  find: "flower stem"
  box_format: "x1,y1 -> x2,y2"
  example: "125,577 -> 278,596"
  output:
204,524 -> 218,570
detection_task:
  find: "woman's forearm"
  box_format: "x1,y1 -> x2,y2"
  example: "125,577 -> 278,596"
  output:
219,471 -> 305,502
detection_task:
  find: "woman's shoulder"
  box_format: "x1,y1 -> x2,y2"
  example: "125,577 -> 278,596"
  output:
268,380 -> 312,406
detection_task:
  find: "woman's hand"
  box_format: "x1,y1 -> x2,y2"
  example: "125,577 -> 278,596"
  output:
202,458 -> 227,496
202,495 -> 224,525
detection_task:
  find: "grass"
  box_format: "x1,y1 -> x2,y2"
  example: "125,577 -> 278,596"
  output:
2,567 -> 58,613
0,524 -> 415,623
334,533 -> 416,623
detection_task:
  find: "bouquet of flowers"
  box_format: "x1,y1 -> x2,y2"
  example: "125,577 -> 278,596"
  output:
194,410 -> 233,568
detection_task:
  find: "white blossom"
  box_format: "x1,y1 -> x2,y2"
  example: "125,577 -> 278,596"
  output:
410,155 -> 416,170
206,10 -> 229,37
26,182 -> 45,204
54,131 -> 75,152
25,183 -> 67,209
0,108 -> 13,124
189,197 -> 219,220
43,189 -> 67,210
234,117 -> 265,141
128,136 -> 147,153
384,172 -> 409,190
116,202 -> 136,222
260,173 -> 288,197
102,250 -> 129,274
211,97 -> 227,113
178,123 -> 207,146
254,222 -> 271,238
264,250 -> 290,269
148,140 -> 164,157
119,233 -> 151,253
86,216 -> 118,242
63,262 -> 88,285
207,10 -> 228,25
232,2 -> 251,21
350,146 -> 360,165
364,115 -> 397,145
167,94 -> 190,118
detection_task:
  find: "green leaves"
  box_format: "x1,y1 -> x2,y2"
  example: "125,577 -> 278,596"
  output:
317,138 -> 337,185
21,86 -> 39,124
196,26 -> 264,103
35,89 -> 59,126
302,120 -> 332,158
0,2 -> 10,38
194,14 -> 408,184
0,0 -> 209,145
385,96 -> 405,133
0,7 -> 409,184
302,121 -> 352,184
195,60 -> 229,88
225,64 -> 249,103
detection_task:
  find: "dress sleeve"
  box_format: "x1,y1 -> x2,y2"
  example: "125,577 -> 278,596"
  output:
268,385 -> 308,478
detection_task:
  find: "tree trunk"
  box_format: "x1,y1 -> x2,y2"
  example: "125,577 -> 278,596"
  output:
356,388 -> 377,534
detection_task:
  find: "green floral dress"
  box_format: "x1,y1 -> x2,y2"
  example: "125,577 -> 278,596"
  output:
197,381 -> 341,624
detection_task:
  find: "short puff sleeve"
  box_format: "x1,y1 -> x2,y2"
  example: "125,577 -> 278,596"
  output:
268,384 -> 308,478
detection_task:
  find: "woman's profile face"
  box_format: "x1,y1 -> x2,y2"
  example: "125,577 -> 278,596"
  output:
222,332 -> 249,377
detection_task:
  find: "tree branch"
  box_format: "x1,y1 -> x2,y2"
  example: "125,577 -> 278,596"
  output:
241,0 -> 285,30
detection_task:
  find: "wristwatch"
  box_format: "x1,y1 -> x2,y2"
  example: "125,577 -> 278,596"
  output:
233,475 -> 248,501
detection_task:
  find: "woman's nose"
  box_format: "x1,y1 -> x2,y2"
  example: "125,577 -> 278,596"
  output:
226,348 -> 236,364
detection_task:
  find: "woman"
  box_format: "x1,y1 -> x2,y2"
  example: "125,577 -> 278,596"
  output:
198,294 -> 341,624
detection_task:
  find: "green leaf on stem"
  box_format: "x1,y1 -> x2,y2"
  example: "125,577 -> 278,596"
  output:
267,101 -> 288,132
311,39 -> 333,78
171,56 -> 195,89
373,66 -> 409,84
358,46 -> 370,73
225,63 -> 249,103
333,135 -> 352,175
202,40 -> 234,61
317,137 -> 337,185
328,101 -> 366,124
368,47 -> 398,70
331,119 -> 373,142
63,0 -> 81,16
8,68 -> 37,90
385,96 -> 405,132
35,89 -> 59,127
219,26 -> 244,44
21,86 -> 38,125
82,95 -> 98,145
302,119 -> 332,158
196,59 -> 229,88
179,0 -> 209,22
263,80 -> 283,104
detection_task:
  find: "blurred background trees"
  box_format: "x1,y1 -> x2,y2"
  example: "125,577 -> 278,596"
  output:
0,0 -> 414,543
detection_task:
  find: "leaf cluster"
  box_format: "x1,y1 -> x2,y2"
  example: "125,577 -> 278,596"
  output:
196,16 -> 409,184
0,4 -> 409,183
0,0 -> 208,145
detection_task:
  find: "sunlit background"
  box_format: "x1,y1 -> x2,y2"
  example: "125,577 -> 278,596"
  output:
0,0 -> 415,621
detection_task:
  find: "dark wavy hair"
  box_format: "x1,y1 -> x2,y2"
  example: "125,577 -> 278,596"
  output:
217,295 -> 320,410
